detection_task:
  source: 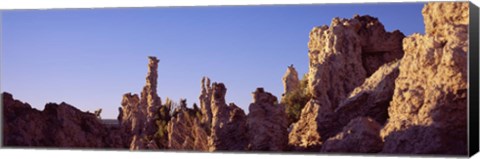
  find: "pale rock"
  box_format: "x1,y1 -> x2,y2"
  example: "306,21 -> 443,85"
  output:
380,2 -> 468,155
282,65 -> 301,95
290,14 -> 404,151
247,88 -> 288,151
208,83 -> 249,151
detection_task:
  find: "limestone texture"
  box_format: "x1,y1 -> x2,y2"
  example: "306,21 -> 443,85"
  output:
282,65 -> 301,95
289,14 -> 404,150
247,88 -> 288,151
321,117 -> 383,153
380,2 -> 469,155
208,83 -> 249,151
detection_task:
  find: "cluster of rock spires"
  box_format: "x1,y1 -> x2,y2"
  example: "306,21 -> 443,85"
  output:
288,2 -> 468,155
2,2 -> 469,156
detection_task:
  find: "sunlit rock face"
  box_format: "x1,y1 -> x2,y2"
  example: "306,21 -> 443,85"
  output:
289,61 -> 399,151
282,65 -> 301,95
380,2 -> 468,155
142,56 -> 162,136
247,88 -> 288,151
321,117 -> 383,153
199,77 -> 213,131
2,92 -> 126,148
119,56 -> 163,150
167,105 -> 208,151
208,83 -> 249,151
289,14 -> 405,151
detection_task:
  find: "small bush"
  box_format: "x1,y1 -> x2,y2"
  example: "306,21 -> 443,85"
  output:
282,74 -> 312,126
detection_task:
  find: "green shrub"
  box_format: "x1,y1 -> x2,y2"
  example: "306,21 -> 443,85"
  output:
282,74 -> 312,126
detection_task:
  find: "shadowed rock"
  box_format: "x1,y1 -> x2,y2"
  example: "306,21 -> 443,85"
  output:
321,117 -> 383,153
247,88 -> 288,151
2,92 -> 127,148
381,2 -> 468,155
289,14 -> 404,151
208,82 -> 249,151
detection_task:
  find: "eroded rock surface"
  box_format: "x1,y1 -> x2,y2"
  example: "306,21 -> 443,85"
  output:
247,88 -> 288,151
2,92 -> 126,148
380,2 -> 468,155
167,105 -> 207,151
289,14 -> 404,151
119,56 -> 163,150
328,60 -> 400,137
321,117 -> 383,153
199,77 -> 213,131
282,65 -> 301,95
208,83 -> 249,151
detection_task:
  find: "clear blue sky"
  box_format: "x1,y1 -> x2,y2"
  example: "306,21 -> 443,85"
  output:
1,3 -> 425,119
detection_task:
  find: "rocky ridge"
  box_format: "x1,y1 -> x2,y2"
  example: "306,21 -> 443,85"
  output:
2,92 -> 127,148
2,2 -> 470,156
380,2 -> 469,155
289,14 -> 405,150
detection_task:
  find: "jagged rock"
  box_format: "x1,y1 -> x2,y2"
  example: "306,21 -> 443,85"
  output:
288,99 -> 327,151
321,61 -> 400,138
337,60 -> 399,125
199,77 -> 213,128
141,56 -> 162,136
289,14 -> 404,151
380,2 -> 468,155
119,56 -> 163,150
307,14 -> 404,112
130,135 -> 146,150
321,117 -> 383,153
94,109 -> 102,119
167,106 -> 207,151
120,93 -> 144,136
247,88 -> 288,151
282,65 -> 301,95
2,92 -> 126,148
208,83 -> 248,151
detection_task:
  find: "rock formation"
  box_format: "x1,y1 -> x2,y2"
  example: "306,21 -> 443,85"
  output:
247,88 -> 289,151
199,77 -> 213,128
167,103 -> 208,151
142,56 -> 162,136
380,2 -> 469,155
289,14 -> 404,151
2,92 -> 126,148
208,83 -> 249,151
2,2 -> 470,155
94,109 -> 102,119
282,65 -> 301,95
321,117 -> 383,153
315,60 -> 400,140
119,56 -> 163,150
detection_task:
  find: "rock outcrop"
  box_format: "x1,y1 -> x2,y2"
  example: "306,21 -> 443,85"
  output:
282,65 -> 301,95
199,77 -> 213,131
2,2 -> 470,155
320,60 -> 400,139
380,2 -> 469,155
247,88 -> 288,151
321,117 -> 383,153
208,83 -> 249,151
289,14 -> 405,151
167,103 -> 208,151
2,92 -> 126,148
142,56 -> 162,136
119,56 -> 163,150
